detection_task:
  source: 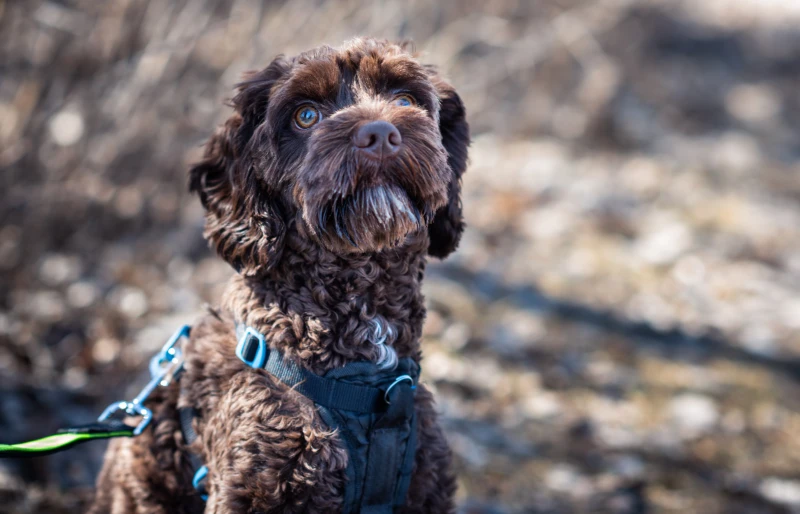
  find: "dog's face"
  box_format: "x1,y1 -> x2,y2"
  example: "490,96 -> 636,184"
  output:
190,38 -> 469,276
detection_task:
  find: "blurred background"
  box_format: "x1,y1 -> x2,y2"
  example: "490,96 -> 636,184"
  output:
2,0 -> 800,512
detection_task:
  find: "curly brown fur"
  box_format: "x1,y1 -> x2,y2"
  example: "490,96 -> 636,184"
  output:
90,37 -> 468,514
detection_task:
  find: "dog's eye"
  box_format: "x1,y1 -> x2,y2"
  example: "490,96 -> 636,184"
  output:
393,94 -> 416,108
294,106 -> 321,129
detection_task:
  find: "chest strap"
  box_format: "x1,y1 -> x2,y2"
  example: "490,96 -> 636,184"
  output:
235,324 -> 390,414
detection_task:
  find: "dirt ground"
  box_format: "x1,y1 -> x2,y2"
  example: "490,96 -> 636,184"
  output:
2,1 -> 800,513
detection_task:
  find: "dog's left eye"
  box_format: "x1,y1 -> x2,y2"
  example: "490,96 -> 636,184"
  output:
393,95 -> 416,107
294,106 -> 321,129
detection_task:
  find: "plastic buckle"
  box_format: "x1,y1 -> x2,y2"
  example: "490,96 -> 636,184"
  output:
235,327 -> 267,368
192,465 -> 209,500
384,375 -> 414,404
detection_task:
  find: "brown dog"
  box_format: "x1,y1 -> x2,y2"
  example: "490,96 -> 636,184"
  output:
89,37 -> 469,514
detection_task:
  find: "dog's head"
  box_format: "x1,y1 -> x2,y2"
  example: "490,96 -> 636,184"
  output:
190,38 -> 469,276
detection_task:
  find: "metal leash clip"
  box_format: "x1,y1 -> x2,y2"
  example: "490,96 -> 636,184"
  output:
98,325 -> 191,435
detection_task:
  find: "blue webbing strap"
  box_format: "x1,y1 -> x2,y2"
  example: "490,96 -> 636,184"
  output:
236,323 -> 387,414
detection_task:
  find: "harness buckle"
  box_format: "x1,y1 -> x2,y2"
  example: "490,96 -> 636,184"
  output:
384,375 -> 414,404
235,327 -> 267,368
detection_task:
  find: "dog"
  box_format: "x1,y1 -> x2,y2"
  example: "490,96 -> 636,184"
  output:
88,37 -> 469,514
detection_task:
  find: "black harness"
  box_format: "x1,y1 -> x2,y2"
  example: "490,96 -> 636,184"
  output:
183,323 -> 419,513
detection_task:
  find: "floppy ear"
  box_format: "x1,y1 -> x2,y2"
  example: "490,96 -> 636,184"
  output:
189,58 -> 290,277
426,71 -> 470,258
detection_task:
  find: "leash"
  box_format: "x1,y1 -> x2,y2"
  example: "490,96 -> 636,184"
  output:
0,421 -> 135,457
0,325 -> 190,458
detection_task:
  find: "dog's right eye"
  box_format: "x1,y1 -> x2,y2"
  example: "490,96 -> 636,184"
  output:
294,106 -> 321,129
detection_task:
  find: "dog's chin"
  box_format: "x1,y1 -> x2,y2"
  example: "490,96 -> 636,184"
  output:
304,184 -> 430,254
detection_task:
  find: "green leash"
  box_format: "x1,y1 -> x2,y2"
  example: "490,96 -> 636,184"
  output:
0,325 -> 190,459
0,421 -> 135,458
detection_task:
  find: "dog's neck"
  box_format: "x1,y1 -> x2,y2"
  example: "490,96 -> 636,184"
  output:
221,230 -> 428,374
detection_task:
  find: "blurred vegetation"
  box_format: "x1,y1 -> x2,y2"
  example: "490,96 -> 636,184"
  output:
1,0 -> 800,513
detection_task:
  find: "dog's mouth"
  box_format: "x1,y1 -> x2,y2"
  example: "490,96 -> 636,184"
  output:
305,184 -> 432,252
295,108 -> 451,254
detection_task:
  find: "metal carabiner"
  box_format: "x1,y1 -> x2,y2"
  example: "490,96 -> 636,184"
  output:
97,325 -> 191,436
149,324 -> 190,383
97,401 -> 153,436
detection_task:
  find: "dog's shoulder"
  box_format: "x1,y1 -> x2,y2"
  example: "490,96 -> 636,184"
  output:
178,307 -> 349,512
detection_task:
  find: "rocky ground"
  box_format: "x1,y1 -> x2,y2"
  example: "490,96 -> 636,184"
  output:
1,1 -> 800,513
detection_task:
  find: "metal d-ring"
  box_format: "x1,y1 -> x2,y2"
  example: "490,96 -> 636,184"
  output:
384,375 -> 414,404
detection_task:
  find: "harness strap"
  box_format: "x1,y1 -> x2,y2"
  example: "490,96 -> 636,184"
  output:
360,376 -> 416,513
179,406 -> 199,445
393,408 -> 418,506
178,406 -> 208,500
235,322 -> 387,414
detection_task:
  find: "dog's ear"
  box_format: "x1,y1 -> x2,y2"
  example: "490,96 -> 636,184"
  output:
189,57 -> 290,277
426,70 -> 470,258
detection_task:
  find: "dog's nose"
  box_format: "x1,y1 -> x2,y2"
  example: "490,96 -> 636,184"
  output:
352,121 -> 401,158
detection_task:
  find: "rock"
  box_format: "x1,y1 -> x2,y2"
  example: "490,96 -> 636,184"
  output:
760,478 -> 800,507
39,254 -> 82,286
66,281 -> 99,309
522,393 -> 562,420
48,109 -> 84,146
109,286 -> 149,319
668,394 -> 719,437
634,220 -> 692,265
610,455 -> 646,480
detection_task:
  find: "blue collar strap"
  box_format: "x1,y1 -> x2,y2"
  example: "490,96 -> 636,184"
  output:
234,323 -> 409,415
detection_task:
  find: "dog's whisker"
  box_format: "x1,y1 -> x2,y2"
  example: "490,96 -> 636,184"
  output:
410,203 -> 422,225
367,190 -> 378,217
377,188 -> 392,224
318,204 -> 329,235
342,226 -> 358,247
333,200 -> 344,239
388,188 -> 417,224
333,200 -> 358,248
346,201 -> 361,246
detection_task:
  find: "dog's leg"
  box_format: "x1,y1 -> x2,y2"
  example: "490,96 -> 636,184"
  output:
181,312 -> 350,513
198,369 -> 348,514
88,437 -> 174,514
88,439 -> 140,514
